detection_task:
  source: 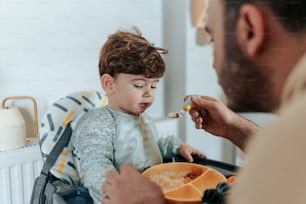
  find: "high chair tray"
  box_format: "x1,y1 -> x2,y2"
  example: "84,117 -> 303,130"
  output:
164,155 -> 238,177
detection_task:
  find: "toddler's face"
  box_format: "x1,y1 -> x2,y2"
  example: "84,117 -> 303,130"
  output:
108,73 -> 160,115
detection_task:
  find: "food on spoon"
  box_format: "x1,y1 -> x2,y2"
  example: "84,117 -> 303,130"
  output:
168,111 -> 184,118
168,96 -> 193,118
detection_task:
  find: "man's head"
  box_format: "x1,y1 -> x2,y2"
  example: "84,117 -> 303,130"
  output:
205,0 -> 306,112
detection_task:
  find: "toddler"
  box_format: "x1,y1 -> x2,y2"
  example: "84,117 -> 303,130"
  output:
71,27 -> 205,204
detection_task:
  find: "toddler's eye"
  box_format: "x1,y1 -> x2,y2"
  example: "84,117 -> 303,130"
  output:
134,85 -> 144,88
151,82 -> 159,89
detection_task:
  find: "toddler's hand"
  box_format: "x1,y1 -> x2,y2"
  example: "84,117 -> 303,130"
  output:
179,143 -> 206,162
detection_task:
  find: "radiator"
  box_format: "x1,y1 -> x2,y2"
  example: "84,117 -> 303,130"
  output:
0,118 -> 178,204
0,141 -> 43,204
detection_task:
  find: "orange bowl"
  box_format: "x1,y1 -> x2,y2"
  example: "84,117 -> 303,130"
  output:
143,162 -> 226,204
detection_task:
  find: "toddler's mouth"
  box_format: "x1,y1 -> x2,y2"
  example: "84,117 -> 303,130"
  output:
139,102 -> 151,109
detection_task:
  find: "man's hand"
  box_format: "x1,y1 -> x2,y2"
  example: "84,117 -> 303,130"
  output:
189,95 -> 259,150
102,164 -> 166,204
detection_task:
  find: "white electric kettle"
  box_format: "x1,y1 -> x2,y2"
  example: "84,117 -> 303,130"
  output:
0,96 -> 38,151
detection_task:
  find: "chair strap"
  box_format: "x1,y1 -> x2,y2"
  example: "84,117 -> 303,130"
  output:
40,123 -> 72,175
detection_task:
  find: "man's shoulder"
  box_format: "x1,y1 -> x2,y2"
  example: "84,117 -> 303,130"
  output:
229,92 -> 306,204
278,90 -> 306,127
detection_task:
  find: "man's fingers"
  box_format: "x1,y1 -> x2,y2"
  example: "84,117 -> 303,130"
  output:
191,95 -> 217,109
103,170 -> 119,193
120,163 -> 134,172
189,109 -> 198,119
105,169 -> 119,179
102,196 -> 111,204
120,164 -> 140,177
102,179 -> 110,193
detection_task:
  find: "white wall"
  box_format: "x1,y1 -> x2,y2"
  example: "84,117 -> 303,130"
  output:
1,0 -> 234,163
0,0 -> 165,133
163,0 -> 235,163
1,0 -> 273,164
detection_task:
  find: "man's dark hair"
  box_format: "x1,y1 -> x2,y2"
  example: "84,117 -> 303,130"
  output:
223,0 -> 306,33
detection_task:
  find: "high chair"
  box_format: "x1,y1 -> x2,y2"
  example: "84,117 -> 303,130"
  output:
39,90 -> 108,185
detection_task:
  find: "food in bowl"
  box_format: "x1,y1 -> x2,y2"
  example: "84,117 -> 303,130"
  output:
143,162 -> 227,204
147,167 -> 202,192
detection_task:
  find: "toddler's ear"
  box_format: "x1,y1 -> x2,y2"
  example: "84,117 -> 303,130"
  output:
100,74 -> 114,95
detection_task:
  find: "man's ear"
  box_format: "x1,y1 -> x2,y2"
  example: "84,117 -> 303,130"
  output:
100,74 -> 114,95
236,4 -> 265,57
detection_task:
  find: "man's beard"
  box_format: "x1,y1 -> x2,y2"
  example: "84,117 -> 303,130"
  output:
220,37 -> 274,112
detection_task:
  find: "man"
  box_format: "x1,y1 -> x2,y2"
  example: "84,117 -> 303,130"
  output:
102,0 -> 306,203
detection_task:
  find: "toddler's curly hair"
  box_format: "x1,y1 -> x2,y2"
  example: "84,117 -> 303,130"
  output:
98,27 -> 168,78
